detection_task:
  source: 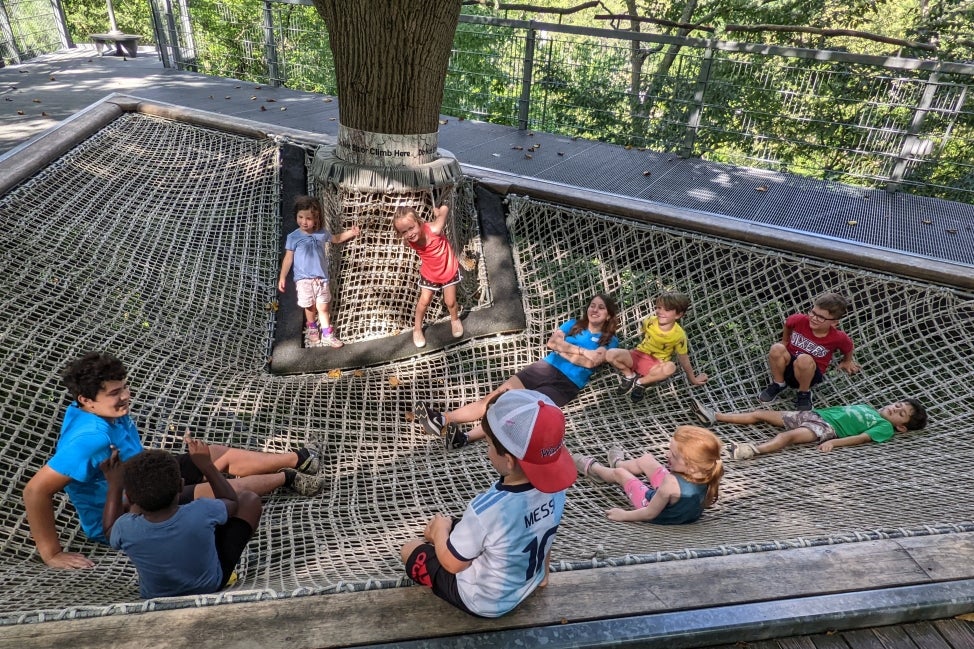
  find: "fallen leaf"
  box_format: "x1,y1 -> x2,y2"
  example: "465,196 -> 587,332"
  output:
511,145 -> 523,150
491,153 -> 500,157
3,98 -> 10,101
41,111 -> 48,116
755,185 -> 768,192
847,220 -> 857,226
323,97 -> 333,102
557,151 -> 565,156
259,105 -> 266,111
234,85 -> 240,88
266,98 -> 276,102
946,228 -> 957,234
388,376 -> 401,388
527,131 -> 534,136
922,219 -> 932,224
438,119 -> 448,125
208,95 -> 214,99
49,76 -> 56,81
254,85 -> 262,90
956,612 -> 974,622
225,96 -> 231,99
642,170 -> 651,177
327,369 -> 342,379
625,145 -> 632,150
329,117 -> 336,121
250,96 -> 257,100
32,98 -> 41,103
524,153 -> 533,159
16,110 -> 23,115
353,370 -> 365,377
280,106 -> 287,111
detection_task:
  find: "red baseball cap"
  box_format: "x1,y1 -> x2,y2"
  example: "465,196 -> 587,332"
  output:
485,390 -> 576,493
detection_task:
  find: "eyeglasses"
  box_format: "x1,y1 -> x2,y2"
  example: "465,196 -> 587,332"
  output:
807,310 -> 837,322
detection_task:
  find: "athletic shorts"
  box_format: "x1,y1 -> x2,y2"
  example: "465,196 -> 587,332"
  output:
295,278 -> 332,308
630,350 -> 663,377
781,410 -> 836,442
418,268 -> 461,292
216,517 -> 255,588
623,467 -> 669,509
514,360 -> 579,407
784,355 -> 824,389
404,543 -> 477,616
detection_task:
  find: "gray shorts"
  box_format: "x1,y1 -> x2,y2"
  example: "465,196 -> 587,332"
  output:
781,410 -> 836,442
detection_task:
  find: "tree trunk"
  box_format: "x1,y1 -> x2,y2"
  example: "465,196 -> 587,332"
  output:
312,0 -> 462,136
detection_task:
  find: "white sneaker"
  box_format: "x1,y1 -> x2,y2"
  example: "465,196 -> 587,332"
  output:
413,329 -> 426,348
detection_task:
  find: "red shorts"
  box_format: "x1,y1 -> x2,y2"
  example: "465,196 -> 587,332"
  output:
630,350 -> 663,376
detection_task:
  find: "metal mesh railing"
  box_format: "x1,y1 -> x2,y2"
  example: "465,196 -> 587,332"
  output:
0,0 -> 68,64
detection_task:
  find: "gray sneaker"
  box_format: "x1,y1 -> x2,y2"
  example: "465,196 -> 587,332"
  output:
295,447 -> 320,475
281,468 -> 326,496
758,382 -> 786,403
691,398 -> 717,426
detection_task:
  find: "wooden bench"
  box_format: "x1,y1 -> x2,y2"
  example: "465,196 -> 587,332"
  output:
89,33 -> 141,58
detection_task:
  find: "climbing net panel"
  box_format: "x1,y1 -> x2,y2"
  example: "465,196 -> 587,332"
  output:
0,113 -> 971,624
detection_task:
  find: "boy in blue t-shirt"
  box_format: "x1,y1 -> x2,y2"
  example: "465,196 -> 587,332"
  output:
400,390 -> 577,617
102,436 -> 262,599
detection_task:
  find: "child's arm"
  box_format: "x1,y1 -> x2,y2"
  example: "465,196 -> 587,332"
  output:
676,353 -> 708,385
818,433 -> 871,452
186,434 -> 238,516
23,466 -> 94,569
837,349 -> 860,374
424,512 -> 471,574
99,448 -> 125,541
427,204 -> 450,235
330,224 -> 361,245
606,477 -> 678,522
779,321 -> 794,346
277,250 -> 294,293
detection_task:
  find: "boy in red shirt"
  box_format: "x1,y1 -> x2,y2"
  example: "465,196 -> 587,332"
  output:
759,293 -> 860,410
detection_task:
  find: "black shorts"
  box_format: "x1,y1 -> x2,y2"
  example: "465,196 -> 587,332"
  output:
176,452 -> 206,505
404,543 -> 477,616
514,360 -> 579,407
418,268 -> 461,291
215,517 -> 255,587
784,355 -> 825,389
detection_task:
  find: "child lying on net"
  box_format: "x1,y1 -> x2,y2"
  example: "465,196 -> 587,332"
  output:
573,425 -> 723,524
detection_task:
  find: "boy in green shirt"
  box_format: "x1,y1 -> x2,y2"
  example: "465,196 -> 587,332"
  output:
692,399 -> 927,460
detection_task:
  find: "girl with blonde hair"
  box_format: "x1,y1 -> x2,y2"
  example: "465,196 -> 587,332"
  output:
574,425 -> 723,524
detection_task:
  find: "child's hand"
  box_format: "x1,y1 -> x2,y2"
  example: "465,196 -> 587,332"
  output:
546,329 -> 565,349
277,277 -> 286,293
99,447 -> 123,483
605,508 -> 629,522
838,359 -> 860,374
818,441 -> 836,452
348,224 -> 361,238
424,513 -> 452,543
690,372 -> 709,385
184,432 -> 214,471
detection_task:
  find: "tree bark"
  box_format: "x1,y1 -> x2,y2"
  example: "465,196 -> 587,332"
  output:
311,0 -> 462,136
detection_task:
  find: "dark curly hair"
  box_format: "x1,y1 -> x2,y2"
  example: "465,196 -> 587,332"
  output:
61,352 -> 127,401
123,450 -> 182,512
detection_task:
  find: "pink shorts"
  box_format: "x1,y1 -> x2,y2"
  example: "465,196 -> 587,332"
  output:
296,278 -> 332,308
623,467 -> 670,508
630,350 -> 663,377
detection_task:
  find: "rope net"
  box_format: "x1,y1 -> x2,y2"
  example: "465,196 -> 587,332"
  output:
0,113 -> 972,624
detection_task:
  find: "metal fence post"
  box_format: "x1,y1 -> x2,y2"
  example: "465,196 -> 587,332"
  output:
517,25 -> 536,131
887,69 -> 940,193
162,0 -> 184,67
50,0 -> 74,49
681,41 -> 714,158
0,1 -> 20,64
262,0 -> 281,87
148,0 -> 171,67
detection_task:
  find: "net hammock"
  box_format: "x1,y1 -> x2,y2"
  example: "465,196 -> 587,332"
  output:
0,113 -> 972,624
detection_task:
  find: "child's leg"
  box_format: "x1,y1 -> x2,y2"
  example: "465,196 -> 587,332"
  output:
303,306 -> 319,329
193,473 -> 285,499
715,410 -> 786,427
448,375 -> 525,429
791,353 -> 818,391
316,301 -> 332,330
615,452 -> 664,478
414,288 -> 434,332
442,284 -> 459,321
755,427 -> 818,455
637,361 -> 676,386
214,490 -> 262,587
605,348 -> 634,375
767,343 -> 791,382
208,446 -> 300,477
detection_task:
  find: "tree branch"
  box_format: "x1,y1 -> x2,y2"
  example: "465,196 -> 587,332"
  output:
595,13 -> 715,34
725,24 -> 937,51
462,0 -> 601,15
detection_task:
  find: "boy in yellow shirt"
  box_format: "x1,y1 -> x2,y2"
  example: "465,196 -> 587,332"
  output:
606,292 -> 708,403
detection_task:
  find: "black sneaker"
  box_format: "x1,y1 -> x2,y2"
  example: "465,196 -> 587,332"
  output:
616,374 -> 638,396
444,425 -> 468,450
630,383 -> 646,403
758,382 -> 786,403
414,401 -> 446,436
794,391 -> 813,411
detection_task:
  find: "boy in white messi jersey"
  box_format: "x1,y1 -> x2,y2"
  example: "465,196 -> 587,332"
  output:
400,389 -> 577,618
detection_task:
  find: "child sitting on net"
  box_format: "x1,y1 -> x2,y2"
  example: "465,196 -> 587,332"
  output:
606,291 -> 708,403
278,195 -> 360,348
101,435 -> 262,599
393,203 -> 463,348
573,425 -> 723,524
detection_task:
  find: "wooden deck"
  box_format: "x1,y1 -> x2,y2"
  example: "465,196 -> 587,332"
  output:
2,47 -> 974,648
